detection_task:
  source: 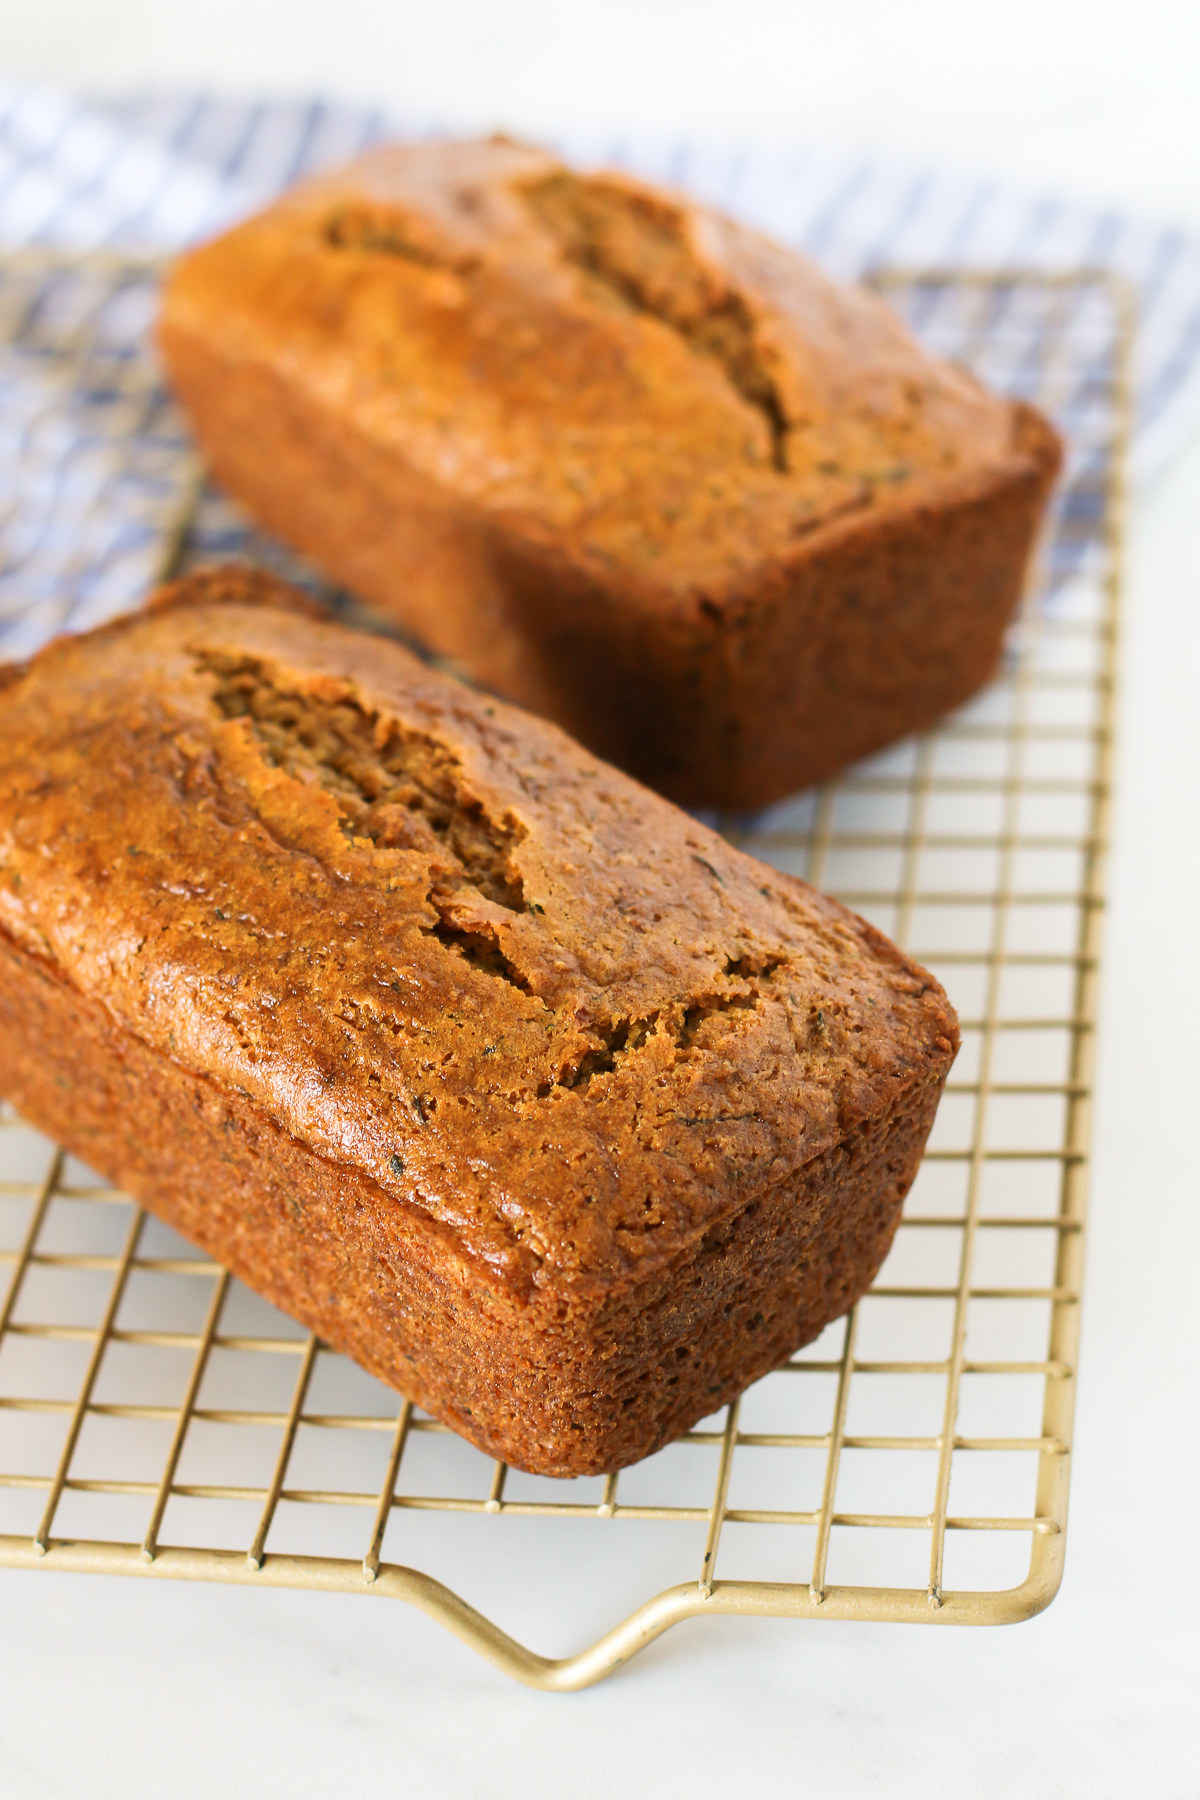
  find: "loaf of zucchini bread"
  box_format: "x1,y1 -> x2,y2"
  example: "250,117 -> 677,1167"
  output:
160,137 -> 1061,809
0,567 -> 958,1474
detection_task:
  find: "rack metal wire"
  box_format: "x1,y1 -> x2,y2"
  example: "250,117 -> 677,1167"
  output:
0,261 -> 1129,1687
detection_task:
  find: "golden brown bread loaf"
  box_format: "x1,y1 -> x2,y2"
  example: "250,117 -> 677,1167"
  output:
0,568 -> 958,1475
159,137 -> 1062,811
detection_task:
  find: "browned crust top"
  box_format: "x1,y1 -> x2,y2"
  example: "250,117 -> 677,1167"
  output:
160,137 -> 1057,596
0,570 -> 958,1304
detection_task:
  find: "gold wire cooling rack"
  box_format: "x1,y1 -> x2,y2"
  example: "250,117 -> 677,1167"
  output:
0,264 -> 1128,1689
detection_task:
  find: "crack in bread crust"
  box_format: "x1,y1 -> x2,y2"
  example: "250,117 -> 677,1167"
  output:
522,170 -> 794,472
198,650 -> 802,1097
202,650 -> 528,911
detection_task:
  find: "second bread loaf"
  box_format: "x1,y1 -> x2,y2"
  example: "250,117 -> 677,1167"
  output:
159,138 -> 1061,811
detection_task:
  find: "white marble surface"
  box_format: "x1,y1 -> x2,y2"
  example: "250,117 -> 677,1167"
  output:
0,5 -> 1198,1795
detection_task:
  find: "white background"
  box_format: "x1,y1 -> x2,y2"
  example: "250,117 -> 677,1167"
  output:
0,4 -> 1198,1796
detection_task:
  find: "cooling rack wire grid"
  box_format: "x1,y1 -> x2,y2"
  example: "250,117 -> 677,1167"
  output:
0,261 -> 1129,1688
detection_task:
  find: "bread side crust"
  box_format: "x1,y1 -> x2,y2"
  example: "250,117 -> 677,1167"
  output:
0,927 -> 945,1476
